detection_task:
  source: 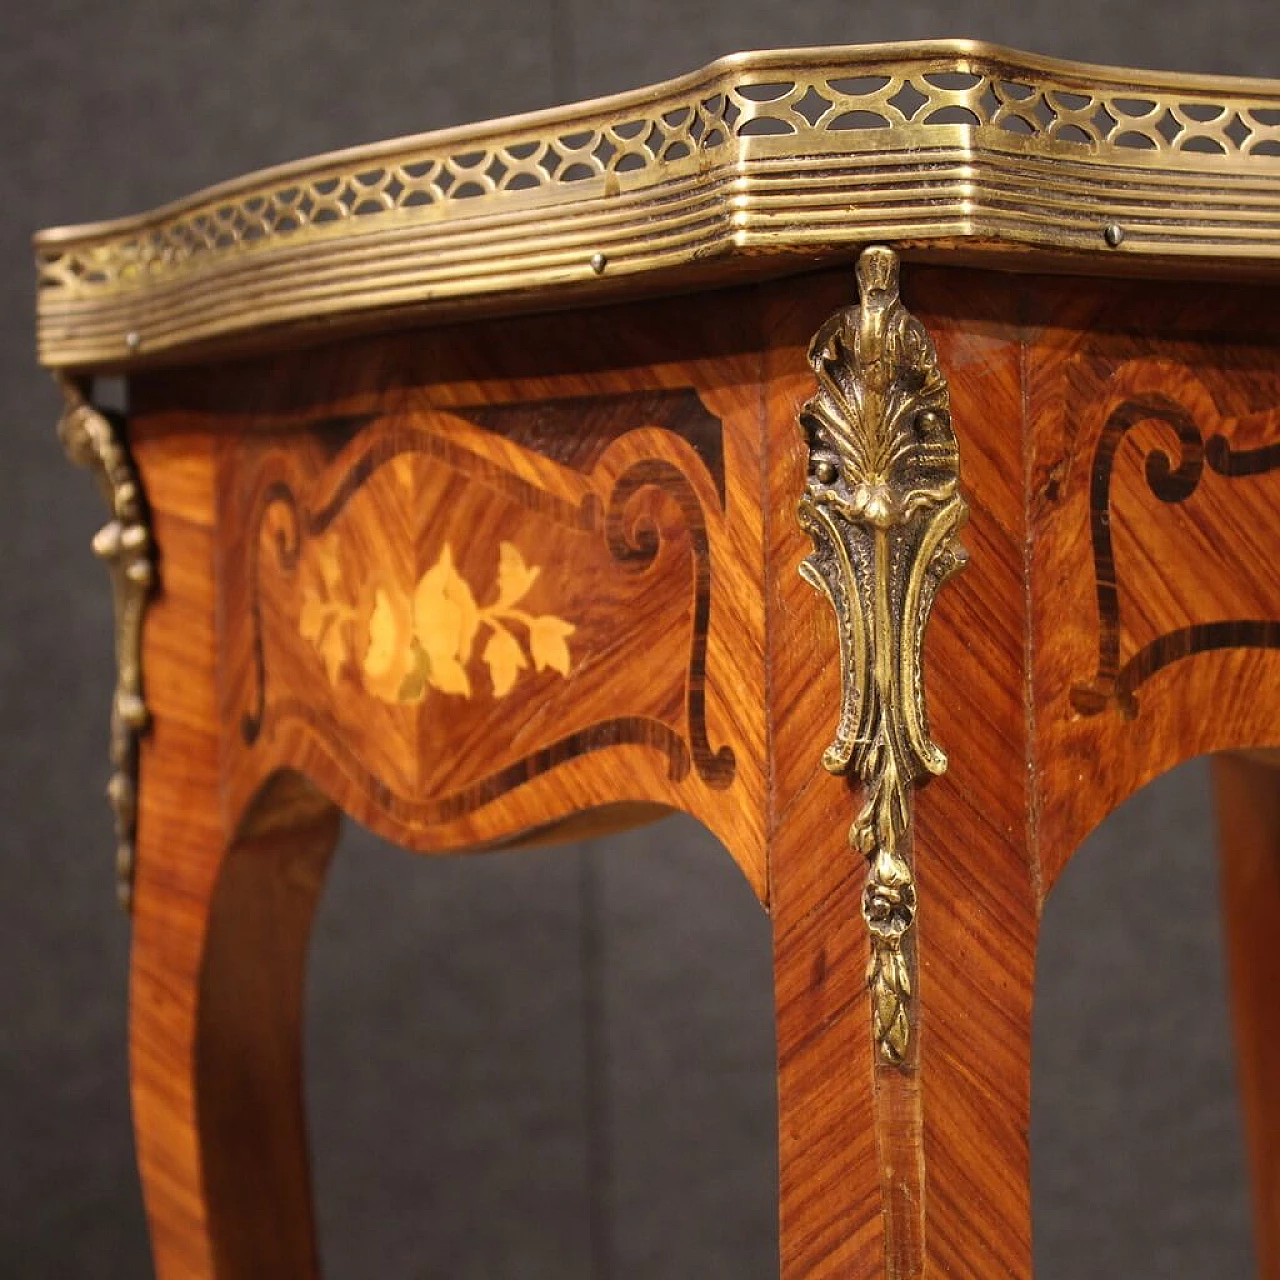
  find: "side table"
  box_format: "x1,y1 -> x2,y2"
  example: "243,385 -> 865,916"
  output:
35,40 -> 1280,1279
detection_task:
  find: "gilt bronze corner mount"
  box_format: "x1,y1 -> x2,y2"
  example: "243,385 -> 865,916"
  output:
797,246 -> 969,1066
56,376 -> 155,911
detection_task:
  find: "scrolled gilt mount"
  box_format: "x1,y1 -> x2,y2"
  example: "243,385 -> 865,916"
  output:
797,246 -> 969,1066
56,377 -> 155,911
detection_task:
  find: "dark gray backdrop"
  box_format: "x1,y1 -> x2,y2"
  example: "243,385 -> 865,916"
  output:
3,2 -> 1276,1276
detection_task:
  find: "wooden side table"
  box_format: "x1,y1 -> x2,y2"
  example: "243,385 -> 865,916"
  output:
35,40 -> 1280,1279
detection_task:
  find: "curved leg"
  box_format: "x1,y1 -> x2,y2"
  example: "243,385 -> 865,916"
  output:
772,775 -> 1037,1280
771,252 -> 1036,1277
1213,752 -> 1280,1279
131,749 -> 339,1278
772,783 -> 882,1277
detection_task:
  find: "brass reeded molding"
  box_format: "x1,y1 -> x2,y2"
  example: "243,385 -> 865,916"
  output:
796,246 -> 969,1066
56,377 -> 155,911
34,42 -> 1280,370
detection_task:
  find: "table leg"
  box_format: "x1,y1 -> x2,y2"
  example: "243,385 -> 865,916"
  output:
131,760 -> 339,1279
772,247 -> 1036,1277
1214,752 -> 1280,1278
771,781 -> 1037,1279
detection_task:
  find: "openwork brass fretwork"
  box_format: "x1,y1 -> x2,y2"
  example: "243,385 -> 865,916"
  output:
797,247 -> 969,1066
34,43 -> 1280,369
57,377 -> 154,911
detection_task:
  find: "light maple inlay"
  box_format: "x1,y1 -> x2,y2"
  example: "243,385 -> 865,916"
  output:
300,536 -> 575,704
47,219 -> 1280,1278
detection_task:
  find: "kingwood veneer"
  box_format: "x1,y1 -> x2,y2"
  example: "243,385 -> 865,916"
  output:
34,40 -> 1280,1279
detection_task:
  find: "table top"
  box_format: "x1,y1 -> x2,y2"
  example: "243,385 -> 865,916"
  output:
34,39 -> 1280,373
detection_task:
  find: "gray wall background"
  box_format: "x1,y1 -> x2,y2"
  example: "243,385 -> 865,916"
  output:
3,2 -> 1277,1276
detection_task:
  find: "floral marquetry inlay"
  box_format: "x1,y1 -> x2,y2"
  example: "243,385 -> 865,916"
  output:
235,398 -> 736,828
299,536 -> 575,705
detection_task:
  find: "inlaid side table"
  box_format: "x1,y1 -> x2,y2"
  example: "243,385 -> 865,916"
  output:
35,41 -> 1280,1279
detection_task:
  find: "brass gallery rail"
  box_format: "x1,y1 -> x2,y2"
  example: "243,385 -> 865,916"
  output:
34,40 -> 1280,369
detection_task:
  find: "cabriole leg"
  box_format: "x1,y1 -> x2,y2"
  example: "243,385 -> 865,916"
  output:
774,247 -> 1036,1277
1214,752 -> 1280,1279
131,763 -> 339,1279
